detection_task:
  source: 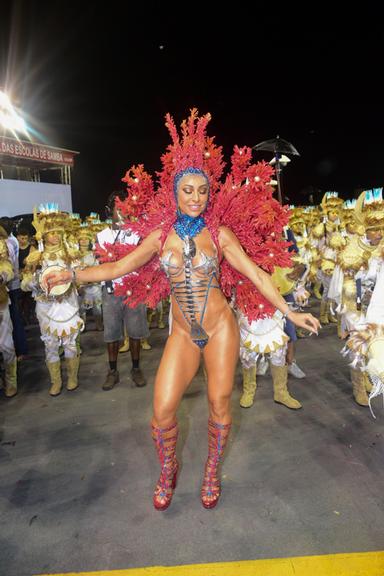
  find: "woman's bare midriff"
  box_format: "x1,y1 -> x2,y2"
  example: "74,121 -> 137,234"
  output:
170,288 -> 235,339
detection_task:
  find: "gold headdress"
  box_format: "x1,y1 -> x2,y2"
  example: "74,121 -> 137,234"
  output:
32,204 -> 69,241
354,190 -> 384,231
321,192 -> 344,215
289,207 -> 306,234
320,258 -> 336,274
0,224 -> 8,240
89,219 -> 105,235
0,229 -> 14,304
80,216 -> 105,239
85,212 -> 100,224
77,222 -> 94,240
69,213 -> 81,231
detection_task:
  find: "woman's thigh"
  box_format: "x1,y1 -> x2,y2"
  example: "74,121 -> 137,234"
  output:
153,330 -> 202,422
203,313 -> 240,403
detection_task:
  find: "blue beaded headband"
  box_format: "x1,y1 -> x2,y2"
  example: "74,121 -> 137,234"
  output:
173,167 -> 209,202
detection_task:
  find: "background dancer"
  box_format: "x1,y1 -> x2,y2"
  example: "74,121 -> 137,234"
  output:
21,206 -> 83,396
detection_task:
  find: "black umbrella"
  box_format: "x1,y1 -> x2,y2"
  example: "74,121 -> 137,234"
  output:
253,136 -> 300,204
253,135 -> 300,156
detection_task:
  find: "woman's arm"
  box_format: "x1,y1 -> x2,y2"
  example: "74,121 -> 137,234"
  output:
44,229 -> 162,291
218,226 -> 320,333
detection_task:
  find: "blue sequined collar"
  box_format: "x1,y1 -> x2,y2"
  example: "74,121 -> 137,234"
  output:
174,210 -> 206,240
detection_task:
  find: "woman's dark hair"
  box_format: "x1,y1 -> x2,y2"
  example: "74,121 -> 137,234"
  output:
0,217 -> 13,235
16,226 -> 31,236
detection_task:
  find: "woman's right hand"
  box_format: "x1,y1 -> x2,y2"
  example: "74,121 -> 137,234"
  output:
287,310 -> 321,335
42,269 -> 72,293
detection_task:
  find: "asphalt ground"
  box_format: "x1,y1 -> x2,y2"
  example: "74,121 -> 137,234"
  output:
1,301 -> 383,576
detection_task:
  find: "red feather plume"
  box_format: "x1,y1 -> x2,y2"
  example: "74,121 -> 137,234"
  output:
97,111 -> 292,320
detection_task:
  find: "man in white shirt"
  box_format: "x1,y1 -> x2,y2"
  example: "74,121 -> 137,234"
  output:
96,192 -> 149,390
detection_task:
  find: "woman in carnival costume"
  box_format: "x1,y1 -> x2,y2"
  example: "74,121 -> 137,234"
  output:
45,111 -> 320,510
77,217 -> 104,331
0,225 -> 18,397
328,191 -> 384,409
239,253 -> 311,410
316,193 -> 344,324
21,205 -> 83,396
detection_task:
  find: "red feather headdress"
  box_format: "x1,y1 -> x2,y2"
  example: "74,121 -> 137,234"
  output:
96,110 -> 291,320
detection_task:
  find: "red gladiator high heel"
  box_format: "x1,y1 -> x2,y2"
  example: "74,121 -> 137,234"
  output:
201,419 -> 231,509
151,421 -> 179,511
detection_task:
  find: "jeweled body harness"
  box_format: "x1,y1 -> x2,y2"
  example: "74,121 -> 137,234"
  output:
161,210 -> 220,349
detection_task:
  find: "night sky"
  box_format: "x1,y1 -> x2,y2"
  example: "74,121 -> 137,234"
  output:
1,1 -> 383,216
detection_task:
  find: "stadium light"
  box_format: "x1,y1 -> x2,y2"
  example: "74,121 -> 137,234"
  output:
0,89 -> 28,136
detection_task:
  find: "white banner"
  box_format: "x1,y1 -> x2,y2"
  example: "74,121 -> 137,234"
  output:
0,179 -> 73,216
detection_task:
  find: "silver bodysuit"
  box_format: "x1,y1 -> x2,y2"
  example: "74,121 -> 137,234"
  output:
160,236 -> 220,348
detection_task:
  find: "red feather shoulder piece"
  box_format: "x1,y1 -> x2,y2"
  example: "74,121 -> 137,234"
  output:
205,146 -> 292,321
96,112 -> 292,319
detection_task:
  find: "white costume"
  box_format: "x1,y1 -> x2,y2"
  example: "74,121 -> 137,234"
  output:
21,206 -> 83,395
0,234 -> 17,397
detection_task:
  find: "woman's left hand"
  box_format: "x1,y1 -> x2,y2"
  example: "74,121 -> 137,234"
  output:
42,269 -> 72,293
287,311 -> 321,335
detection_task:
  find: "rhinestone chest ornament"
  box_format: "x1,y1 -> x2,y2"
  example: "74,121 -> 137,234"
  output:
182,236 -> 209,348
171,211 -> 210,348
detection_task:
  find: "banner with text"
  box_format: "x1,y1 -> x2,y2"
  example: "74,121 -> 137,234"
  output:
0,136 -> 77,166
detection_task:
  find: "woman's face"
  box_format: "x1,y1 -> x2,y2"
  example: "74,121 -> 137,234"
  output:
45,231 -> 61,246
328,210 -> 338,222
79,237 -> 90,248
177,173 -> 209,218
291,223 -> 303,235
366,228 -> 383,245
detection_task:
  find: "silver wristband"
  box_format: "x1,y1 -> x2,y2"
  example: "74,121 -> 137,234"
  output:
282,310 -> 290,321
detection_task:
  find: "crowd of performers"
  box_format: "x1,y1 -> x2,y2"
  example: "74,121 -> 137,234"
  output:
283,190 -> 384,412
1,110 -> 384,511
0,205 -> 154,397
